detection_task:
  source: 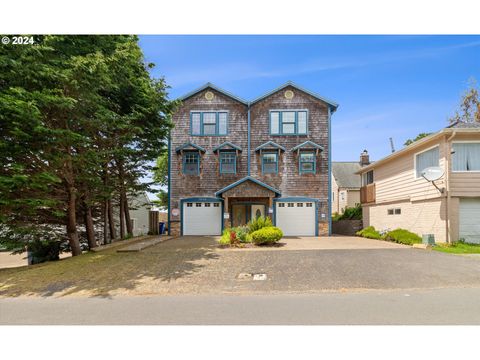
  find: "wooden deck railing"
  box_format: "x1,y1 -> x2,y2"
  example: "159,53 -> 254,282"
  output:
360,183 -> 376,204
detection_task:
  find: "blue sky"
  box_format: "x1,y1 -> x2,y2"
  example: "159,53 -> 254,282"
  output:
139,35 -> 480,162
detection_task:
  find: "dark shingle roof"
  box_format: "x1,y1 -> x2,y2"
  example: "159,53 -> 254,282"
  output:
447,121 -> 480,129
332,162 -> 362,189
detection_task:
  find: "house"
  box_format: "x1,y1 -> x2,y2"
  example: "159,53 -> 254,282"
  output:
357,122 -> 480,243
168,81 -> 338,237
114,192 -> 152,237
331,151 -> 370,214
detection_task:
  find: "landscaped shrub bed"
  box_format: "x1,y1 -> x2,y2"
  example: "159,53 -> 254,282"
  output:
332,204 -> 362,221
356,226 -> 422,245
219,216 -> 283,247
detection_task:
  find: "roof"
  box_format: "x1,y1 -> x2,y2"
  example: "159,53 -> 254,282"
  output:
332,162 -> 361,189
176,81 -> 339,111
175,142 -> 207,153
215,176 -> 281,197
250,81 -> 339,112
212,141 -> 242,152
447,120 -> 480,129
356,126 -> 480,174
177,82 -> 248,105
291,140 -> 324,152
255,141 -> 286,152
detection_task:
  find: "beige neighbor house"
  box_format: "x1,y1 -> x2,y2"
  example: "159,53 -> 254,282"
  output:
357,122 -> 480,244
331,151 -> 370,214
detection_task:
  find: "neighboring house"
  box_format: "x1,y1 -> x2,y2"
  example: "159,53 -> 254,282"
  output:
357,122 -> 480,243
114,192 -> 152,237
168,81 -> 338,237
331,151 -> 370,214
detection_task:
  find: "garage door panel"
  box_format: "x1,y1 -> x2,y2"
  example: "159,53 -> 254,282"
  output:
460,198 -> 480,244
276,202 -> 316,236
183,202 -> 222,236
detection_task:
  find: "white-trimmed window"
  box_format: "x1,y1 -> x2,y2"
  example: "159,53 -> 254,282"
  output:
191,111 -> 228,136
270,110 -> 308,135
415,146 -> 439,178
362,170 -> 374,185
452,142 -> 480,172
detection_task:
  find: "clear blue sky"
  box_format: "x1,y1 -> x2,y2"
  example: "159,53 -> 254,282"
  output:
139,35 -> 480,162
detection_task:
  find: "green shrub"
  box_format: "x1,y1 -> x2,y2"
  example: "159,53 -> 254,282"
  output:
219,226 -> 252,246
219,229 -> 232,245
333,205 -> 362,221
356,226 -> 383,239
247,216 -> 272,233
384,228 -> 422,245
251,226 -> 283,245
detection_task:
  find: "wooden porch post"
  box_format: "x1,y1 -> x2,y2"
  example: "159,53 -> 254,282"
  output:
224,196 -> 229,229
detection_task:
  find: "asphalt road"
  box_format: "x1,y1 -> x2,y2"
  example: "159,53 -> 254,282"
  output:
2,287 -> 480,325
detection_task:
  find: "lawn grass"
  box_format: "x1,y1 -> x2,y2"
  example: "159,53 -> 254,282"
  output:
433,242 -> 480,254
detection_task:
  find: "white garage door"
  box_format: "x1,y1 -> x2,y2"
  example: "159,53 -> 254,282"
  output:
460,198 -> 480,244
276,201 -> 316,236
183,201 -> 222,235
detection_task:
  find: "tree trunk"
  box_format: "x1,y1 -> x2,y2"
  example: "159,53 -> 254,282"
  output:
117,160 -> 133,237
83,201 -> 96,249
123,191 -> 133,236
66,185 -> 82,256
107,199 -> 116,240
119,194 -> 125,239
103,199 -> 109,244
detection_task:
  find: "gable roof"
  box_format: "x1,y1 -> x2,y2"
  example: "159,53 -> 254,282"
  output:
175,142 -> 207,153
212,141 -> 243,152
215,176 -> 281,197
250,81 -> 339,111
291,140 -> 325,152
254,141 -> 286,152
332,162 -> 361,189
447,120 -> 480,129
177,82 -> 248,105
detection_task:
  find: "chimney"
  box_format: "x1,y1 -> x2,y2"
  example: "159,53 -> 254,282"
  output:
360,150 -> 370,166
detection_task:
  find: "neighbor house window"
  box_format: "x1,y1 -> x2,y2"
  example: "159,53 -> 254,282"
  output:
219,151 -> 236,174
191,111 -> 228,136
270,110 -> 308,135
415,146 -> 439,178
299,151 -> 316,174
183,152 -> 200,175
362,170 -> 374,185
452,142 -> 480,172
262,152 -> 278,174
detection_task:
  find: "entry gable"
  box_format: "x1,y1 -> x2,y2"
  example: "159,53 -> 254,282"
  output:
215,176 -> 281,198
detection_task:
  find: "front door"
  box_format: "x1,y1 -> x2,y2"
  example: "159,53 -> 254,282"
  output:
231,204 -> 265,227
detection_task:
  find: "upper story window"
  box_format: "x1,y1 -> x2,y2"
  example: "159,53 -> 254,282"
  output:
219,151 -> 236,174
183,152 -> 200,175
415,146 -> 439,178
262,152 -> 278,174
191,111 -> 228,136
452,142 -> 480,172
362,170 -> 374,185
270,110 -> 308,135
299,151 -> 316,174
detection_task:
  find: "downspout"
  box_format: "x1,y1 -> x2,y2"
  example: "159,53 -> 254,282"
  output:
247,104 -> 251,176
328,107 -> 332,236
167,135 -> 171,236
445,131 -> 456,244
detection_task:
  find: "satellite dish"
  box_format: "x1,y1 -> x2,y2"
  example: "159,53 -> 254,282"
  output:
421,166 -> 444,182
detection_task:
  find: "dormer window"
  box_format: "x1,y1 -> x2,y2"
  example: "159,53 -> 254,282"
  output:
191,111 -> 228,136
299,151 -> 316,174
270,110 -> 308,135
183,152 -> 200,175
219,151 -> 236,174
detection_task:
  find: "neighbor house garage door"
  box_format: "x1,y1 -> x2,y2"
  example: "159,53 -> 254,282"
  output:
459,198 -> 480,244
276,201 -> 316,236
183,201 -> 222,235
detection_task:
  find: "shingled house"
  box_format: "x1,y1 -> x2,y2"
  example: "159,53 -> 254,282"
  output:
168,82 -> 338,237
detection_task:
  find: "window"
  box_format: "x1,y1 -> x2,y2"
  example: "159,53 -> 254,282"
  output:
415,146 -> 439,178
387,209 -> 394,215
220,151 -> 236,174
191,111 -> 228,136
341,192 -> 345,200
213,203 -> 220,207
297,203 -> 303,207
204,203 -> 211,207
452,143 -> 480,172
388,208 -> 401,215
195,203 -> 202,207
395,208 -> 401,215
183,152 -> 200,175
270,110 -> 308,135
279,203 -> 285,207
306,203 -> 313,207
187,203 -> 193,207
362,170 -> 374,185
287,203 -> 294,207
299,151 -> 316,174
262,152 -> 278,174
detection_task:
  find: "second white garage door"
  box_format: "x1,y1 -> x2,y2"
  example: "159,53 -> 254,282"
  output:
275,201 -> 316,236
459,198 -> 480,244
183,201 -> 222,235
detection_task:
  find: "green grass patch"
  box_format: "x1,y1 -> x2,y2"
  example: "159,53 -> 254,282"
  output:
433,241 -> 480,254
384,229 -> 422,245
